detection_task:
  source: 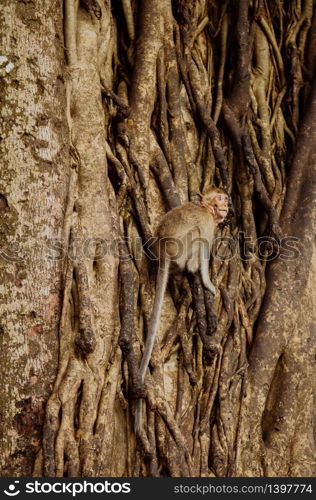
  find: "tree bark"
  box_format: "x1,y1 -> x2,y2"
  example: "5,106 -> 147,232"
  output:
0,0 -> 315,478
0,0 -> 69,476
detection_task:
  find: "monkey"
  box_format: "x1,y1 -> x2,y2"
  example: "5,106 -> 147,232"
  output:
135,187 -> 229,433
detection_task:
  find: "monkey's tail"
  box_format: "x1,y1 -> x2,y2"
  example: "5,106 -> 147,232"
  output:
139,257 -> 170,383
134,400 -> 143,436
135,258 -> 170,434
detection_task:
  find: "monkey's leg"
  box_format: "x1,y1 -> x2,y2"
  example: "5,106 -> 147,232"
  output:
199,240 -> 215,294
186,229 -> 201,274
139,258 -> 170,383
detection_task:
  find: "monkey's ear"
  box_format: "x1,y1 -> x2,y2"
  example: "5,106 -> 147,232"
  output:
194,192 -> 203,206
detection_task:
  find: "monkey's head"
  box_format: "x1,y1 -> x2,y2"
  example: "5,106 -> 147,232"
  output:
200,187 -> 229,224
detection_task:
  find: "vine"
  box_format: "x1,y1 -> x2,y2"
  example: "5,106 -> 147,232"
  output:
38,0 -> 316,477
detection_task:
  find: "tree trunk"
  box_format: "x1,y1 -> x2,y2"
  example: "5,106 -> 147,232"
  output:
0,0 -> 69,475
0,0 -> 315,478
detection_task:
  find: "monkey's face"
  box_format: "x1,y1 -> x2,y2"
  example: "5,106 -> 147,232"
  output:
212,193 -> 229,222
202,188 -> 229,223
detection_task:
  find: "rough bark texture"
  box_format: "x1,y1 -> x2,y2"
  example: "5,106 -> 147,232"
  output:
0,0 -> 69,475
0,0 -> 315,478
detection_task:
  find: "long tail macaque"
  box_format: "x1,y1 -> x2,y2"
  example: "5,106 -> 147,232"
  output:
135,187 -> 229,433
